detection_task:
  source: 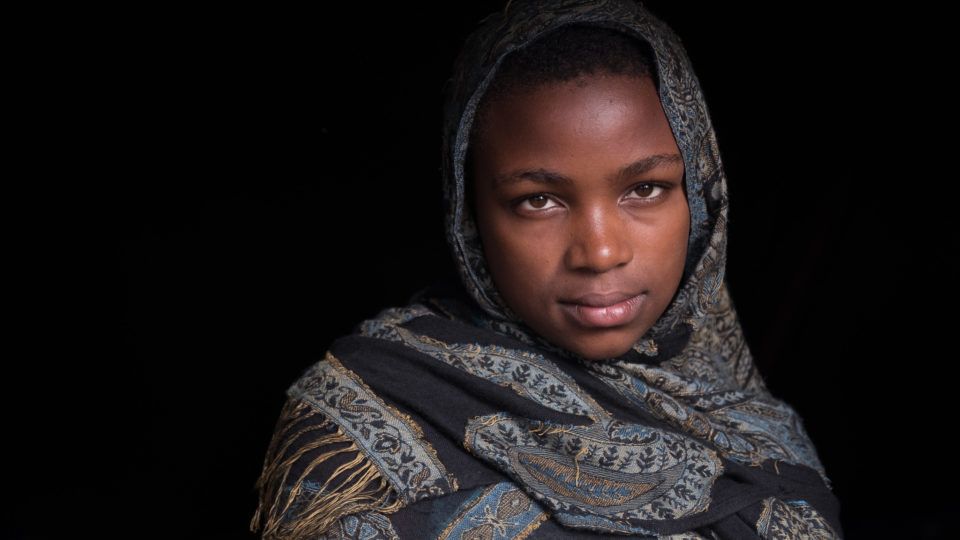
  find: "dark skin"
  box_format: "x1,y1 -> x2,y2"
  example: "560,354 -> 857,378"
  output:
469,73 -> 690,361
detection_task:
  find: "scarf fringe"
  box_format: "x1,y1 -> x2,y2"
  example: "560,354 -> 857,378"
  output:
250,398 -> 403,539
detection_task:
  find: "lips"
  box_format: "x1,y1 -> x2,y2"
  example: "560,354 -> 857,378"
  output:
558,291 -> 647,328
560,291 -> 644,308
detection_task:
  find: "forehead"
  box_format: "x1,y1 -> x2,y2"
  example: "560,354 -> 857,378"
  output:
473,75 -> 681,174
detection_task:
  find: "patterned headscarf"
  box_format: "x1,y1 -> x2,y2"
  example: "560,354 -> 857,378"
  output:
251,1 -> 843,538
441,0 -> 727,359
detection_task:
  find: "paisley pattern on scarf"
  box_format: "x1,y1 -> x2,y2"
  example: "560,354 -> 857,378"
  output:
358,312 -> 607,420
291,354 -> 459,503
464,413 -> 722,534
581,284 -> 833,490
318,510 -> 400,540
360,284 -> 831,488
755,497 -> 841,539
437,482 -> 548,540
659,532 -> 714,540
252,1 -> 843,538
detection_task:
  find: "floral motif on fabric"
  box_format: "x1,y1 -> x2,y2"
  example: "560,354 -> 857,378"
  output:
358,317 -> 608,421
290,353 -> 458,503
464,413 -> 723,535
437,481 -> 548,540
318,509 -> 400,540
755,497 -> 841,539
583,285 -> 832,489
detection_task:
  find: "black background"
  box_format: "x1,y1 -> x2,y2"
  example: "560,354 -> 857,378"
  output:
10,2 -> 952,538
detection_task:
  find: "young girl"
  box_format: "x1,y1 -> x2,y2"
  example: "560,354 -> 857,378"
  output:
251,1 -> 843,538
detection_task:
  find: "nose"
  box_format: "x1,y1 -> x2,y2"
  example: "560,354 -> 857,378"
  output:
564,207 -> 633,274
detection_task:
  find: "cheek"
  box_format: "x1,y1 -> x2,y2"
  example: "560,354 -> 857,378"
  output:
655,200 -> 691,278
628,201 -> 689,273
474,193 -> 543,261
477,216 -> 558,298
486,222 -> 556,282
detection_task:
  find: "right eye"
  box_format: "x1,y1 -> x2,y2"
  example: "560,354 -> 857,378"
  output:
516,193 -> 560,212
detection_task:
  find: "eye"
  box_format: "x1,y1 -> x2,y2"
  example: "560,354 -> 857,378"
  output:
512,182 -> 672,214
625,182 -> 669,203
516,193 -> 560,212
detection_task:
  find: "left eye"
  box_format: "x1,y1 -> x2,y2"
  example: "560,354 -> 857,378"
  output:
626,183 -> 666,201
517,194 -> 560,211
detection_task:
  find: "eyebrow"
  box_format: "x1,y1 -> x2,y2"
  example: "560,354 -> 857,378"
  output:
492,153 -> 684,188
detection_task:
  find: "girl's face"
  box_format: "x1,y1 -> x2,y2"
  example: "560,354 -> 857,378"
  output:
470,74 -> 689,361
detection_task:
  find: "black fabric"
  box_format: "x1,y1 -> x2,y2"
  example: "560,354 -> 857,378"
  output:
336,281 -> 842,536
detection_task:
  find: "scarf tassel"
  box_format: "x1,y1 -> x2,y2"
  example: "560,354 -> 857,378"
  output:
250,398 -> 403,539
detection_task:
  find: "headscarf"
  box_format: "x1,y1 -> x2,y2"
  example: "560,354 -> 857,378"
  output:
251,1 -> 843,538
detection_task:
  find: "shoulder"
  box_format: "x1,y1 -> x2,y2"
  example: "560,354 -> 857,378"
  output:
250,351 -> 459,539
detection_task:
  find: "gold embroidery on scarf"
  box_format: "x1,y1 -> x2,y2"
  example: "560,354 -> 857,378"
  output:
755,497 -> 841,539
437,484 -> 498,540
325,352 -> 458,492
516,512 -> 549,540
251,353 -> 460,538
323,352 -> 460,494
437,483 -> 547,540
250,398 -> 403,539
528,424 -> 589,486
516,451 -> 656,507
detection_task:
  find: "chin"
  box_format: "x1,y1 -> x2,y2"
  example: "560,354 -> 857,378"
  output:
571,341 -> 634,362
563,325 -> 647,361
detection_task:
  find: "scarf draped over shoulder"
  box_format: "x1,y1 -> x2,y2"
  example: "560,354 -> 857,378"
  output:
250,1 -> 843,538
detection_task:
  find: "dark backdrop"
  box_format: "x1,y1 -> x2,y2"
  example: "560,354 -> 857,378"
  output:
12,2 -> 951,539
